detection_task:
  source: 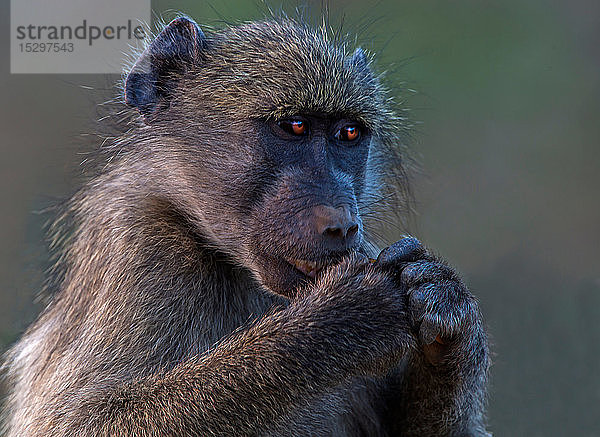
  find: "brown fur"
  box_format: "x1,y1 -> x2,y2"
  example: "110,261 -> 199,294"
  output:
2,16 -> 489,436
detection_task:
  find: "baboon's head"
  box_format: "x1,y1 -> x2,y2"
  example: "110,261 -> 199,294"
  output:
124,16 -> 406,297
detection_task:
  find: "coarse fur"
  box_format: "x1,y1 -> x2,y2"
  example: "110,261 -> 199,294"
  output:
1,14 -> 490,436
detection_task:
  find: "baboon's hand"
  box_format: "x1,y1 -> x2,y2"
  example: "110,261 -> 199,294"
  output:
376,238 -> 483,366
310,252 -> 413,374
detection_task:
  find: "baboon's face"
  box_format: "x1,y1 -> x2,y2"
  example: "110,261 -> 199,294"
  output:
126,18 -> 391,297
162,110 -> 371,297
240,113 -> 370,296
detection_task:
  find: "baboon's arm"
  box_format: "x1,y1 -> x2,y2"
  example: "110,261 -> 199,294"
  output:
52,262 -> 409,436
386,325 -> 489,436
377,239 -> 491,436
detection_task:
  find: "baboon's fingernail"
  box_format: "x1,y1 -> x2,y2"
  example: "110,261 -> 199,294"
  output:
376,237 -> 425,265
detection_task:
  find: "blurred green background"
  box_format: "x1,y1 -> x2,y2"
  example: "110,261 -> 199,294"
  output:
1,0 -> 598,435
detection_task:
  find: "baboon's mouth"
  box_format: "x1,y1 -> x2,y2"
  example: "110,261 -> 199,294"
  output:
254,252 -> 347,296
285,258 -> 326,279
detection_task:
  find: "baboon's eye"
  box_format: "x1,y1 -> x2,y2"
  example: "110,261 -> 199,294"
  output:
278,119 -> 307,136
335,125 -> 361,142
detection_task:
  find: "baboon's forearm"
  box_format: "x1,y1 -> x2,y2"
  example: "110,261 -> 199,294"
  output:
59,279 -> 407,436
389,324 -> 490,436
73,314 -> 339,435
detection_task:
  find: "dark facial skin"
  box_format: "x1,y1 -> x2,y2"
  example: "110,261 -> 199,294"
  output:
246,114 -> 371,296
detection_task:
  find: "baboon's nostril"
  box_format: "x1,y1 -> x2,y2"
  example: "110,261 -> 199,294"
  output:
347,223 -> 359,238
323,226 -> 345,239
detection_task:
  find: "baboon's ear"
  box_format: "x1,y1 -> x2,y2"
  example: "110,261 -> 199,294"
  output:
125,17 -> 205,117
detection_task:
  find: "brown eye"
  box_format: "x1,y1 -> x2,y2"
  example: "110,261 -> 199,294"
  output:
292,120 -> 305,135
336,125 -> 361,141
278,119 -> 307,136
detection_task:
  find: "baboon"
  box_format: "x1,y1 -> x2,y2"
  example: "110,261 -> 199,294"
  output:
1,15 -> 490,436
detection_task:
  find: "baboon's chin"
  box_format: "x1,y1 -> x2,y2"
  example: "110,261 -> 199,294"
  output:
251,251 -> 342,298
249,251 -> 330,298
252,253 -> 311,298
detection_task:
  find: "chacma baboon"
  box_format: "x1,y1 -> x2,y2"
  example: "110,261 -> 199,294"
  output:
1,15 -> 490,436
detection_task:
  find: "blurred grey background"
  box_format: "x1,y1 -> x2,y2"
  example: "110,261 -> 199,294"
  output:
1,0 -> 598,435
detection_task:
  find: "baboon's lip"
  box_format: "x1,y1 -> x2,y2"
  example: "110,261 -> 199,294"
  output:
285,258 -> 325,279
